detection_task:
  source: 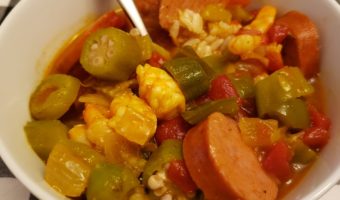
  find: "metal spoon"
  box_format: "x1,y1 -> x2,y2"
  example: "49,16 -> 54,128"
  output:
117,0 -> 148,36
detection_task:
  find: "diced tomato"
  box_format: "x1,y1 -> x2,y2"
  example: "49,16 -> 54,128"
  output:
302,127 -> 329,150
167,160 -> 198,194
262,141 -> 293,182
267,24 -> 289,44
155,116 -> 191,145
193,94 -> 211,106
148,52 -> 166,68
50,10 -> 126,74
208,75 -> 239,100
307,103 -> 331,130
301,104 -> 330,150
265,50 -> 284,72
239,98 -> 257,117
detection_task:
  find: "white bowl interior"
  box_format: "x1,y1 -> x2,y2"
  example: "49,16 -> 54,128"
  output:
0,0 -> 339,199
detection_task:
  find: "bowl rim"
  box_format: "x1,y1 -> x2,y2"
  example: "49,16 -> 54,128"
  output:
1,0 -> 340,200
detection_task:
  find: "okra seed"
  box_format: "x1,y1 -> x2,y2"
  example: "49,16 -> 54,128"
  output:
154,187 -> 167,197
91,43 -> 99,50
148,174 -> 164,190
106,49 -> 115,58
108,39 -> 114,47
92,56 -> 105,66
101,35 -> 108,43
161,194 -> 173,200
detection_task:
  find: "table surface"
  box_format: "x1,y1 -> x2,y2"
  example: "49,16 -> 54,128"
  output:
0,0 -> 340,199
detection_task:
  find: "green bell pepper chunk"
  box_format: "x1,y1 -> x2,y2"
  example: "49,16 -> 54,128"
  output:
272,67 -> 314,101
174,46 -> 215,77
182,98 -> 238,125
202,51 -> 239,74
228,73 -> 255,99
256,67 -> 314,117
143,140 -> 183,183
270,99 -> 310,129
288,134 -> 317,164
164,57 -> 211,101
87,163 -> 139,200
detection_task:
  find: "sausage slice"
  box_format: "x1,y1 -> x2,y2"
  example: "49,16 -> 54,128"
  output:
183,112 -> 278,200
275,11 -> 320,78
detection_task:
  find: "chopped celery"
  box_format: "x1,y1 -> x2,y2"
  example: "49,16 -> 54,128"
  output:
63,140 -> 106,168
181,99 -> 238,125
25,120 -> 68,161
238,118 -> 280,148
143,140 -> 183,183
135,34 -> 153,61
45,140 -> 104,197
164,57 -> 211,101
104,130 -> 146,177
201,4 -> 232,23
152,43 -> 170,60
174,46 -> 215,77
86,163 -> 139,200
288,134 -> 317,164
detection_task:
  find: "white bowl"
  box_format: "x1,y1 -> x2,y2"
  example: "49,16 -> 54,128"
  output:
0,0 -> 339,199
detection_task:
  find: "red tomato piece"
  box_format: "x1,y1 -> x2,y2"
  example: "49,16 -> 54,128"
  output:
148,52 -> 166,68
307,104 -> 331,130
239,98 -> 257,117
262,141 -> 293,182
267,24 -> 289,44
208,75 -> 239,100
155,116 -> 191,145
192,94 -> 211,107
302,127 -> 329,150
167,160 -> 198,194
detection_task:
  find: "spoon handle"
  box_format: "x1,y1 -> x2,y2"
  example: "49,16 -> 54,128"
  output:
117,0 -> 148,36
